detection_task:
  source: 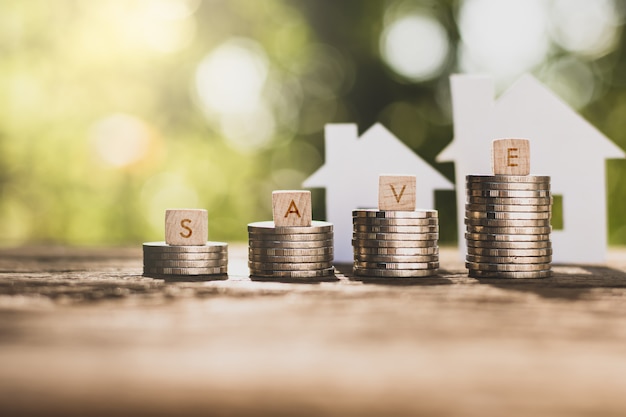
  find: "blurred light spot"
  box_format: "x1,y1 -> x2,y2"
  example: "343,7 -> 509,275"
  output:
297,99 -> 337,135
380,14 -> 449,82
91,114 -> 152,167
301,44 -> 354,99
549,0 -> 621,57
196,38 -> 269,115
140,173 -> 199,234
218,105 -> 276,151
141,0 -> 201,21
140,18 -> 196,54
458,0 -> 549,83
540,57 -> 596,109
195,38 -> 276,150
271,169 -> 308,189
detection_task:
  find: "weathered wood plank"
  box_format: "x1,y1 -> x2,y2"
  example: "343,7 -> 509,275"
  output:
1,245 -> 626,416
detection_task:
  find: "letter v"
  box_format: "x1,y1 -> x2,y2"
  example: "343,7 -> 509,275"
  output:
390,184 -> 406,203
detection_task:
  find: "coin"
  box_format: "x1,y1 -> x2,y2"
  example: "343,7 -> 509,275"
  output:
143,252 -> 227,260
248,232 -> 333,241
466,225 -> 552,235
466,175 -> 551,183
353,268 -> 438,278
467,240 -> 551,249
466,189 -> 551,198
353,246 -> 439,256
465,233 -> 550,242
248,254 -> 333,263
467,247 -> 552,257
353,225 -> 439,234
352,239 -> 437,248
465,210 -> 551,220
354,261 -> 439,270
144,259 -> 228,268
352,217 -> 439,226
465,262 -> 551,272
355,254 -> 439,263
468,270 -> 552,279
464,218 -> 552,227
249,267 -> 335,278
143,266 -> 227,275
143,241 -> 228,252
248,221 -> 333,234
248,247 -> 333,256
466,254 -> 552,264
466,182 -> 550,191
466,196 -> 553,206
248,261 -> 333,271
353,209 -> 438,219
465,203 -> 552,212
353,232 -> 439,241
248,239 -> 334,248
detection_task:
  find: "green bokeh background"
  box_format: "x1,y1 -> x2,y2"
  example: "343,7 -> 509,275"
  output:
0,0 -> 625,246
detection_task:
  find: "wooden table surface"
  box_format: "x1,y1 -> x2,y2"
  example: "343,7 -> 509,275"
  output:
1,245 -> 626,416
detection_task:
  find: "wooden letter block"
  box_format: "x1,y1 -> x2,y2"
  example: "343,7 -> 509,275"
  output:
378,175 -> 416,211
492,139 -> 530,175
165,209 -> 208,246
272,190 -> 312,227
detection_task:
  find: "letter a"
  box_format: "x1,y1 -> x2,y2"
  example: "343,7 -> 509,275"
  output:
284,200 -> 301,218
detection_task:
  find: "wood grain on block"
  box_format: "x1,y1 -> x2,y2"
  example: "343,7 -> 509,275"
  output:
165,209 -> 208,246
272,190 -> 312,227
492,139 -> 530,175
378,175 -> 416,211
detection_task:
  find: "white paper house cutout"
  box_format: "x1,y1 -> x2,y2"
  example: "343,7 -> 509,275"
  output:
437,74 -> 625,264
304,123 -> 453,263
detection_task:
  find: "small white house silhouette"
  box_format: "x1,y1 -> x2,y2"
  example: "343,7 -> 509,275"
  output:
437,74 -> 625,264
304,123 -> 453,263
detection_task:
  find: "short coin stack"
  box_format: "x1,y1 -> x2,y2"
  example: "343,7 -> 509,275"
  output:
248,221 -> 334,279
352,209 -> 440,278
465,174 -> 553,278
143,241 -> 228,276
143,209 -> 228,277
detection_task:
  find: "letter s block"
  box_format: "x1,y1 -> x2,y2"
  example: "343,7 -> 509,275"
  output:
272,190 -> 312,227
165,209 -> 208,246
492,138 -> 530,175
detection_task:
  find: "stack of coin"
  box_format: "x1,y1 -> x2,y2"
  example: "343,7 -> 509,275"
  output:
248,221 -> 335,280
352,209 -> 439,278
143,241 -> 228,276
465,175 -> 552,278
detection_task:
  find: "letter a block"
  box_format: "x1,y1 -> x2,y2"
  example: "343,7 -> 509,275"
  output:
378,175 -> 416,211
272,190 -> 312,227
492,138 -> 530,175
165,209 -> 208,246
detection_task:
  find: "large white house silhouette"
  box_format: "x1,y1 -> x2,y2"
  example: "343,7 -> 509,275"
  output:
304,123 -> 453,263
437,74 -> 625,264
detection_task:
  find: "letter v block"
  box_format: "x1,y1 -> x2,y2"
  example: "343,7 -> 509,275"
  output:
492,138 -> 530,175
165,209 -> 208,246
272,190 -> 312,227
378,175 -> 416,211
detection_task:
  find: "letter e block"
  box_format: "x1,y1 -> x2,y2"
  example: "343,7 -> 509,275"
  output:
272,190 -> 312,227
378,175 -> 416,211
165,209 -> 208,246
492,138 -> 530,175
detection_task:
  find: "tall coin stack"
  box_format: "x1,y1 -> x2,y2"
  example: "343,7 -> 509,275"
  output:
465,139 -> 552,279
248,191 -> 335,280
352,175 -> 439,278
143,209 -> 228,277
